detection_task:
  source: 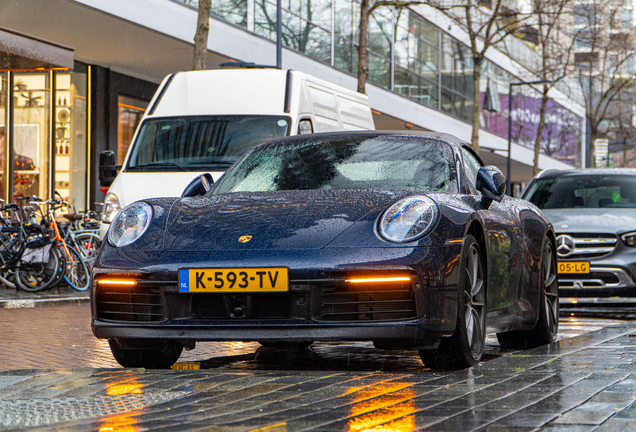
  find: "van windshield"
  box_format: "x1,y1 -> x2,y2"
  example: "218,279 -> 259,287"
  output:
126,115 -> 291,172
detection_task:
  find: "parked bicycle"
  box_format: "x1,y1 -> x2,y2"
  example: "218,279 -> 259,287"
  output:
0,200 -> 63,292
29,197 -> 90,291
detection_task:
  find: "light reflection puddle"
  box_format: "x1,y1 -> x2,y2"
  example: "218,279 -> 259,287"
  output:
344,382 -> 418,431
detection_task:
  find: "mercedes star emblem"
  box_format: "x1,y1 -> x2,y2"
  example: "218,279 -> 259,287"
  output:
556,235 -> 575,257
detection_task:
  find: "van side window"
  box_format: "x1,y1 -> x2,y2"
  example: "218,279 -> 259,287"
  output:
461,147 -> 482,196
298,119 -> 313,135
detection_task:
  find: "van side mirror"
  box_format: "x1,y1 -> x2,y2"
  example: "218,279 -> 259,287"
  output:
182,173 -> 214,198
99,151 -> 122,187
476,165 -> 506,207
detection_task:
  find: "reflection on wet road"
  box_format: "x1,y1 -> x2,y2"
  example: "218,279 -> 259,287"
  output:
0,303 -> 627,372
1,305 -> 636,430
345,383 -> 417,431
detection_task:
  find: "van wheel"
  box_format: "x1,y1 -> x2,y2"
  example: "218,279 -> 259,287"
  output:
108,339 -> 183,369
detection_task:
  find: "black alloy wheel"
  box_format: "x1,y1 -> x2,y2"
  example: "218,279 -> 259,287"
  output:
108,339 -> 183,369
497,238 -> 559,349
419,234 -> 486,369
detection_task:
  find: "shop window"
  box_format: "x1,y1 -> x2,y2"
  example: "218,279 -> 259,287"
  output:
117,96 -> 148,165
0,74 -> 6,200
12,73 -> 50,202
54,68 -> 87,211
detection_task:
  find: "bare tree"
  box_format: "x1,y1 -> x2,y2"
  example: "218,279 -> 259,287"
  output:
357,1 -> 428,95
193,0 -> 212,70
607,88 -> 636,166
521,0 -> 577,174
254,1 -> 332,63
573,0 -> 636,164
423,0 -> 528,154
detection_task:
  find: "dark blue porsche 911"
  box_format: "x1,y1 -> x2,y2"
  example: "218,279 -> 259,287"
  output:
92,131 -> 558,370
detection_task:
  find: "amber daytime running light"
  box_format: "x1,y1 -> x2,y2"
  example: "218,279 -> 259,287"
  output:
97,279 -> 137,286
345,276 -> 412,283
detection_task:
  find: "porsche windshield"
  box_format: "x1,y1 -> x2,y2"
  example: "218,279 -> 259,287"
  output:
524,175 -> 636,209
212,136 -> 457,193
126,115 -> 291,172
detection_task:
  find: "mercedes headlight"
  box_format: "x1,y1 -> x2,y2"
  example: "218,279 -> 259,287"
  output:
621,231 -> 636,247
108,202 -> 153,247
378,196 -> 439,243
102,192 -> 121,224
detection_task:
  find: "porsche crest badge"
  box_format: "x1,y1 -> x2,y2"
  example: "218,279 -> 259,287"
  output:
239,236 -> 252,243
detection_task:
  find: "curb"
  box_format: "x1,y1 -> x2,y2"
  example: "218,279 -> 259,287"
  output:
0,295 -> 90,309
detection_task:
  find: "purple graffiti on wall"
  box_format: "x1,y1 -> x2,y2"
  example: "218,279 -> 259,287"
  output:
481,92 -> 582,166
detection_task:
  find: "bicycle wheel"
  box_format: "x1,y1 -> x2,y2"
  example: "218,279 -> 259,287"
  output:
73,232 -> 102,268
51,245 -> 66,288
16,245 -> 62,292
63,246 -> 89,291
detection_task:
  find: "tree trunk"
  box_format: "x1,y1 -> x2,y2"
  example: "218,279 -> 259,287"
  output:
533,90 -> 549,175
357,0 -> 370,94
193,0 -> 211,70
471,57 -> 482,155
589,124 -> 597,168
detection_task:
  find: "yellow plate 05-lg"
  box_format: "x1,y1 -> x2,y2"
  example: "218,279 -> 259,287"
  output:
557,262 -> 590,274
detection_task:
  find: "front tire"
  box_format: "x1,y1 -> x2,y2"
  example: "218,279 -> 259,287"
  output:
108,339 -> 183,369
419,235 -> 486,369
497,238 -> 559,349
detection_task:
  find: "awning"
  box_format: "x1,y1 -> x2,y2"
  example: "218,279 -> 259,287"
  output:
0,26 -> 74,70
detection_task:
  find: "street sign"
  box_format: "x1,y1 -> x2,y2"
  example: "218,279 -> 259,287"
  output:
594,138 -> 609,167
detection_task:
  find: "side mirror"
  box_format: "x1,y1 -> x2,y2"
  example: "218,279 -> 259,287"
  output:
476,165 -> 506,207
182,173 -> 214,198
99,151 -> 121,187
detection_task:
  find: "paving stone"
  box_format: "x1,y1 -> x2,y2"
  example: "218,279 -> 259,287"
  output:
596,417 -> 636,431
486,410 -> 560,428
1,305 -> 636,430
551,408 -> 616,425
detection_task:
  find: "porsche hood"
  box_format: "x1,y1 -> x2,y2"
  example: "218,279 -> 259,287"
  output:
163,190 -> 406,251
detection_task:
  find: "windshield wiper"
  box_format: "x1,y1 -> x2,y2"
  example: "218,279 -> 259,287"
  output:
130,161 -> 187,171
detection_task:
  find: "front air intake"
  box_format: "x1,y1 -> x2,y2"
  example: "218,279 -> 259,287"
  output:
320,279 -> 417,321
96,282 -> 165,322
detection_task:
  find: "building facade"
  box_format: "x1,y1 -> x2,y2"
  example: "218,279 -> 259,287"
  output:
0,0 -> 585,207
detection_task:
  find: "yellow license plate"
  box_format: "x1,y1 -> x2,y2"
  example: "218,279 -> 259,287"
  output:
558,262 -> 590,274
179,268 -> 288,292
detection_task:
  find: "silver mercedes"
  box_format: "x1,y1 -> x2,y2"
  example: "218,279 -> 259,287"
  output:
523,169 -> 636,308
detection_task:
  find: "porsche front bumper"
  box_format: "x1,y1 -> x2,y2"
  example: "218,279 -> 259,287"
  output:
91,246 -> 463,348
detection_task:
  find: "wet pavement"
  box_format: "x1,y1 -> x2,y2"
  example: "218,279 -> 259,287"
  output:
0,284 -> 88,309
2,304 -> 636,430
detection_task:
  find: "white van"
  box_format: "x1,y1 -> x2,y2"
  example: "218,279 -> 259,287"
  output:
98,68 -> 375,238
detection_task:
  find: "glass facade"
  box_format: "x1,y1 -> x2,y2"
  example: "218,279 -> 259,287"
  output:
0,65 -> 90,206
11,73 -> 51,201
0,74 -> 6,200
180,0 -> 584,165
55,66 -> 88,211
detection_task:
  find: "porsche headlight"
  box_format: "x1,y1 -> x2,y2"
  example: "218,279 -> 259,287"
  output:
379,196 -> 438,243
108,202 -> 153,247
102,192 -> 121,224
